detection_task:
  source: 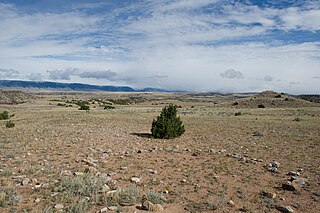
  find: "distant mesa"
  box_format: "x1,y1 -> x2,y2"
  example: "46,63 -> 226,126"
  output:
0,80 -> 171,93
255,90 -> 282,98
0,90 -> 34,104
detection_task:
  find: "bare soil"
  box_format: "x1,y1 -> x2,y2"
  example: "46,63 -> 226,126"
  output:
0,91 -> 319,212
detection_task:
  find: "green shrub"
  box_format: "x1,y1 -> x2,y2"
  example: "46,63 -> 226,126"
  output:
144,191 -> 166,204
101,185 -> 140,206
5,120 -> 15,128
151,104 -> 185,139
0,187 -> 19,207
103,105 -> 115,110
0,111 -> 9,120
234,112 -> 242,116
78,103 -> 90,111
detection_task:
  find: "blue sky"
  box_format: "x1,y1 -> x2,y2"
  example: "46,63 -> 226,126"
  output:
0,0 -> 319,93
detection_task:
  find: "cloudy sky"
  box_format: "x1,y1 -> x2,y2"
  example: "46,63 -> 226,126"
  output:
0,0 -> 319,94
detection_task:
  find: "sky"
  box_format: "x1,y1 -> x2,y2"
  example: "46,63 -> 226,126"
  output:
0,0 -> 319,94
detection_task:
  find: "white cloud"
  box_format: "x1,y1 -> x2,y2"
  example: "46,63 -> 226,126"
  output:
220,69 -> 244,79
264,75 -> 273,81
77,70 -> 117,80
0,68 -> 20,79
27,72 -> 43,81
47,68 -> 78,80
0,1 -> 319,94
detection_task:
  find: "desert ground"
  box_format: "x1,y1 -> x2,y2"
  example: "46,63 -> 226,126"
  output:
0,91 -> 319,213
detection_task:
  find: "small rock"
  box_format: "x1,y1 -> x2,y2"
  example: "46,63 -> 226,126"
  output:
74,172 -> 84,176
100,207 -> 108,212
51,192 -> 59,197
261,190 -> 277,199
275,205 -> 294,213
288,171 -> 300,176
267,167 -> 278,173
108,206 -> 118,211
148,169 -> 158,174
22,178 -> 30,186
131,177 -> 141,184
34,198 -> 41,203
181,179 -> 187,183
60,170 -> 72,176
282,181 -> 298,191
228,200 -> 235,206
102,184 -> 110,192
292,178 -> 307,187
272,161 -> 280,168
253,131 -> 263,136
141,200 -> 164,211
55,204 -> 64,210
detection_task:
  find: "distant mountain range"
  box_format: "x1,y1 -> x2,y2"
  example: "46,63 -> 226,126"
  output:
0,80 -> 172,92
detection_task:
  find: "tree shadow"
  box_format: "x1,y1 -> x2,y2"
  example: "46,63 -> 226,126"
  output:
130,133 -> 153,138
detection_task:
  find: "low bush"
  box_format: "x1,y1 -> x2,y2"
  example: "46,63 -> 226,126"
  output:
5,120 -> 15,128
78,103 -> 90,111
235,112 -> 242,116
104,105 -> 115,110
0,187 -> 19,207
0,111 -> 9,120
258,104 -> 265,108
151,104 -> 185,139
144,191 -> 166,204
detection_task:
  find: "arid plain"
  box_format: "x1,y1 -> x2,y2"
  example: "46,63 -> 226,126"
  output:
0,91 -> 319,213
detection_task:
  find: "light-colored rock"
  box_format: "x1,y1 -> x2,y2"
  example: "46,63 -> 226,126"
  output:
228,200 -> 235,206
102,184 -> 110,192
131,177 -> 141,184
288,171 -> 300,176
74,172 -> 84,176
100,207 -> 108,212
22,178 -> 30,186
108,206 -> 118,211
141,200 -> 164,212
275,205 -> 294,213
54,204 -> 64,210
34,198 -> 41,203
148,169 -> 158,174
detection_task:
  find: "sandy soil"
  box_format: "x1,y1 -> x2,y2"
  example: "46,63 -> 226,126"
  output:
0,92 -> 319,212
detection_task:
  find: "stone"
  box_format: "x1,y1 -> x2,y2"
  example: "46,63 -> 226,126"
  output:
141,200 -> 164,211
54,204 -> 64,210
267,167 -> 278,173
292,178 -> 307,187
100,207 -> 108,212
282,181 -> 298,191
148,169 -> 158,174
102,184 -> 111,192
108,206 -> 118,211
261,190 -> 277,199
272,161 -> 280,168
288,171 -> 300,176
34,198 -> 41,203
228,200 -> 235,206
22,178 -> 30,186
74,172 -> 84,176
131,177 -> 141,184
275,205 -> 294,213
82,159 -> 97,167
253,131 -> 263,136
60,170 -> 72,176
